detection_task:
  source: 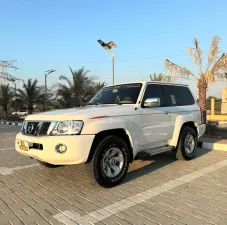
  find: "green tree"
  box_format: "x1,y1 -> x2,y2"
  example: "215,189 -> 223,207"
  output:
165,36 -> 227,111
150,73 -> 163,81
150,73 -> 172,82
56,85 -> 74,108
34,87 -> 56,111
0,84 -> 14,118
57,66 -> 96,108
94,81 -> 107,93
16,79 -> 44,115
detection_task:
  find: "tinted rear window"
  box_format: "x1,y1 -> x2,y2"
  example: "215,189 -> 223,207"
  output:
162,85 -> 195,106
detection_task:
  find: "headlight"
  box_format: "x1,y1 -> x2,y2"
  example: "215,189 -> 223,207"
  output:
50,121 -> 83,135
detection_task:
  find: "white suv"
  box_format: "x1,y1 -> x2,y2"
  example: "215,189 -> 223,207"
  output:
15,81 -> 206,187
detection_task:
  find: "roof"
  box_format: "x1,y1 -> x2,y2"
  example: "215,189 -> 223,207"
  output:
105,80 -> 188,88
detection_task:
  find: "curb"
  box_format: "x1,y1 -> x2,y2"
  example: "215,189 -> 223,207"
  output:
0,121 -> 23,126
198,141 -> 227,151
219,121 -> 227,125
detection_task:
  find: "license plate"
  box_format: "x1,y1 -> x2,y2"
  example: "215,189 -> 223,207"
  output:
17,140 -> 29,151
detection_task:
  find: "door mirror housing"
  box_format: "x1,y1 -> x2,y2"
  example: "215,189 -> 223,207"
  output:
143,98 -> 160,108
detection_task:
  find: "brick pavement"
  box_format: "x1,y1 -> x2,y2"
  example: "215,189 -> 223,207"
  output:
0,127 -> 227,224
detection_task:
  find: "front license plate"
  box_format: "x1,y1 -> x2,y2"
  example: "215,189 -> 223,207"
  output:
17,140 -> 29,151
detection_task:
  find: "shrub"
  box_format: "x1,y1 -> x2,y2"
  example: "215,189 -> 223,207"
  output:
0,114 -> 24,121
205,120 -> 219,136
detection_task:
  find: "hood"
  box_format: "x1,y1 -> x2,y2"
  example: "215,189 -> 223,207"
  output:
25,104 -> 135,121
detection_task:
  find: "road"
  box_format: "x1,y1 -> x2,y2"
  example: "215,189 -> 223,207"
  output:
1,123 -> 227,225
0,124 -> 21,134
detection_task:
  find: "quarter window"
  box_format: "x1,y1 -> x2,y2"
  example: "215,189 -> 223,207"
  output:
162,85 -> 195,106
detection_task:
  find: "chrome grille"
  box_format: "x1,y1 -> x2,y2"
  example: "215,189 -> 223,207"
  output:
21,121 -> 54,136
26,122 -> 39,135
38,122 -> 51,135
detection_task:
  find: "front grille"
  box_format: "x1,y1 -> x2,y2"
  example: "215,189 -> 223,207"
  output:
22,121 -> 53,136
38,122 -> 51,135
26,122 -> 39,135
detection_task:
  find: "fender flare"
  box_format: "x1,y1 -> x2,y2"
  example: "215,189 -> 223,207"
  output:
168,114 -> 197,147
82,118 -> 138,157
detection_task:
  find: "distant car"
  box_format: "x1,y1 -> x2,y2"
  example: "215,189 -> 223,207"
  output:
12,110 -> 27,116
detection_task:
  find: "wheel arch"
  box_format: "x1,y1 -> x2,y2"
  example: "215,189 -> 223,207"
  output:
86,128 -> 134,163
169,115 -> 198,147
181,121 -> 197,134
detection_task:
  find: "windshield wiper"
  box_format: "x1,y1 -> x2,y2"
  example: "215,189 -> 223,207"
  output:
87,102 -> 122,105
101,101 -> 122,105
87,102 -> 98,105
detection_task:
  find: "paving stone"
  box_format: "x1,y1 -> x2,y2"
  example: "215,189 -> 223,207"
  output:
2,132 -> 227,225
180,214 -> 208,225
8,217 -> 24,225
217,218 -> 227,225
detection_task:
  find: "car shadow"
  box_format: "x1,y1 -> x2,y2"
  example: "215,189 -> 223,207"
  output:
122,147 -> 212,185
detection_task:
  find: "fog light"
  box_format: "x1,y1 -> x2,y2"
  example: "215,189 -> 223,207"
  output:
55,144 -> 67,154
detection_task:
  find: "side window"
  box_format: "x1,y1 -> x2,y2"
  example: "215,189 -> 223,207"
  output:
162,85 -> 195,106
141,84 -> 164,107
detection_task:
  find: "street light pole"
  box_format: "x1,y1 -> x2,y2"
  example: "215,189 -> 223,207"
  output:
45,74 -> 47,108
44,69 -> 56,111
107,50 -> 115,85
7,78 -> 20,96
112,53 -> 114,84
97,40 -> 117,85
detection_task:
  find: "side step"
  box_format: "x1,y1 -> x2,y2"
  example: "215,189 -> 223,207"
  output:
144,146 -> 173,156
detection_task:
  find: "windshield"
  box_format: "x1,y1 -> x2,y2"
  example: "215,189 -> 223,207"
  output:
88,83 -> 142,105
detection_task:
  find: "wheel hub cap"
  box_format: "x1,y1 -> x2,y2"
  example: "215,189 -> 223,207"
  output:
184,134 -> 195,155
102,147 -> 124,178
110,159 -> 115,165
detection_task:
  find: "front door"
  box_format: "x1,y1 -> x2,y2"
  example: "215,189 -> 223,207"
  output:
137,84 -> 173,148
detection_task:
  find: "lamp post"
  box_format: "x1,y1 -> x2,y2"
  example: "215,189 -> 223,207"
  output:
44,69 -> 56,111
97,39 -> 117,84
8,78 -> 21,95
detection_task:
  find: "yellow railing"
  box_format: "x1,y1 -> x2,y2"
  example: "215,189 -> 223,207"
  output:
207,98 -> 227,121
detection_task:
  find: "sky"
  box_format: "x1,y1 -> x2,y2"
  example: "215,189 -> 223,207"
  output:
1,0 -> 227,98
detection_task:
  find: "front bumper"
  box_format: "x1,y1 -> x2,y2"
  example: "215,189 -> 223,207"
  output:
197,123 -> 206,138
15,132 -> 95,165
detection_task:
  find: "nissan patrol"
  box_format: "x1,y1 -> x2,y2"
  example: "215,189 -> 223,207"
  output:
15,81 -> 206,188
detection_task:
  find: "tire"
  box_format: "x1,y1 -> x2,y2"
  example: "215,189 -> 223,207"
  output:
84,135 -> 130,188
37,160 -> 61,168
173,126 -> 198,160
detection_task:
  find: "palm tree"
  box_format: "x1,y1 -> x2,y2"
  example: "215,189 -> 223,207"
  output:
35,88 -> 56,111
164,36 -> 227,111
0,84 -> 14,118
57,66 -> 96,108
10,98 -> 25,112
94,81 -> 107,93
150,73 -> 163,81
16,79 -> 43,115
150,73 -> 173,82
56,85 -> 74,108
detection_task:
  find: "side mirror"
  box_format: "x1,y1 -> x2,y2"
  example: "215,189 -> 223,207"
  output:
144,98 -> 160,108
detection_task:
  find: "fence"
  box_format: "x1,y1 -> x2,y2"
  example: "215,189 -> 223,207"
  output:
207,98 -> 227,121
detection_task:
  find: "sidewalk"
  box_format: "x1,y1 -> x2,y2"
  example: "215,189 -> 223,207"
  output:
0,120 -> 23,126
